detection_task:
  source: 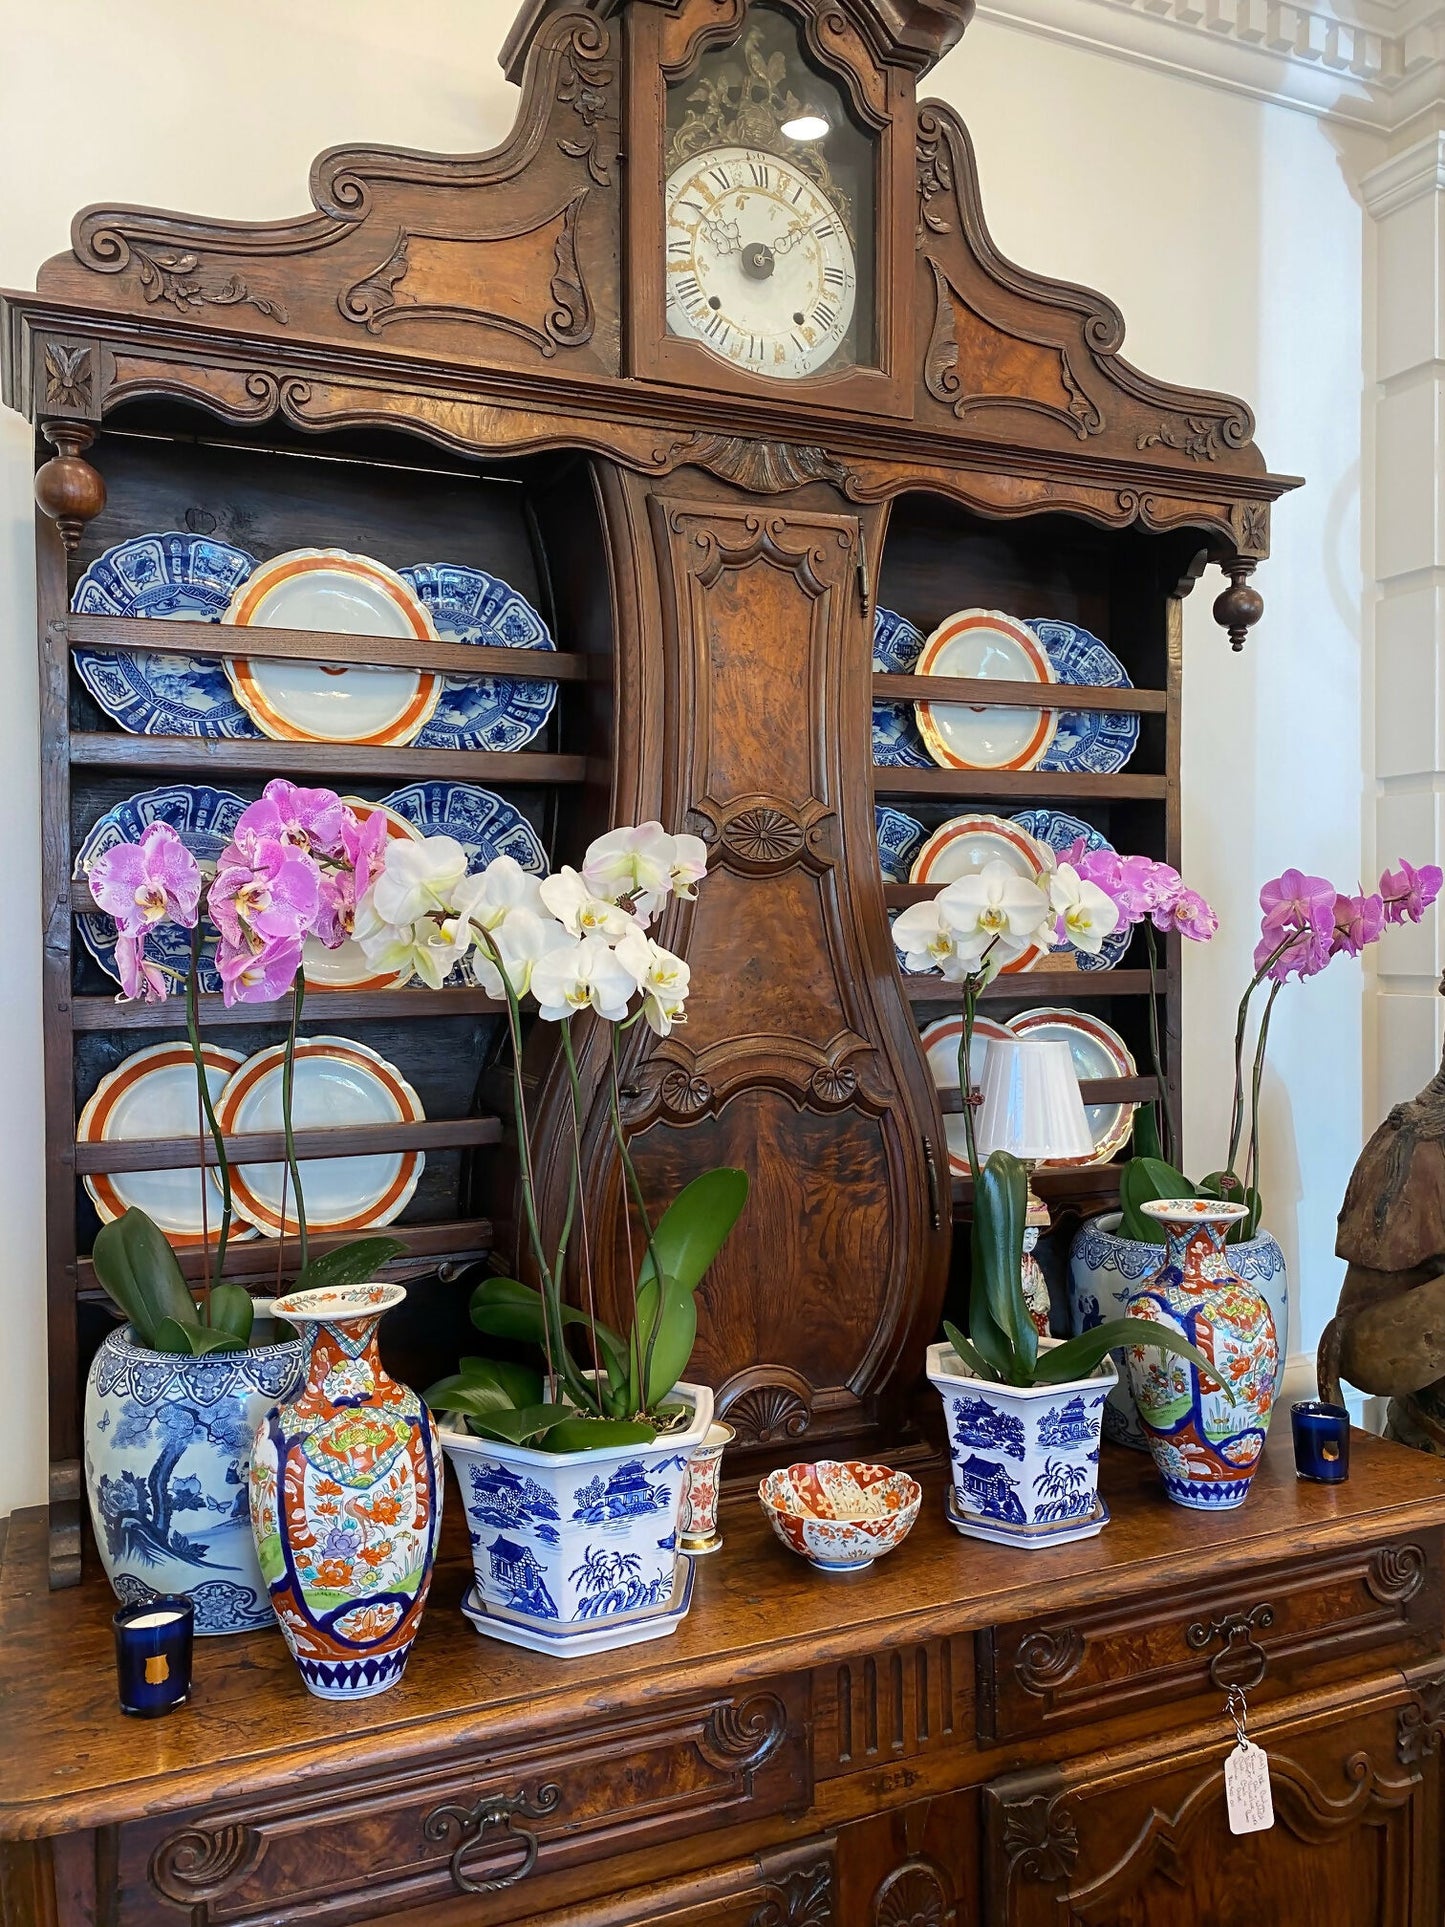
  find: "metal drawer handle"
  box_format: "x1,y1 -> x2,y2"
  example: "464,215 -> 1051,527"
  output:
423,1783 -> 561,1895
1185,1603 -> 1275,1691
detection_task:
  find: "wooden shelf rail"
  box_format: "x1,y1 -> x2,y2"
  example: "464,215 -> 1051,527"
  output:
73,1117 -> 502,1176
68,987 -> 505,1029
874,767 -> 1166,801
873,673 -> 1166,713
74,1218 -> 496,1294
935,1077 -> 1156,1112
952,1163 -> 1126,1208
904,969 -> 1157,1003
61,614 -> 586,684
67,732 -> 586,785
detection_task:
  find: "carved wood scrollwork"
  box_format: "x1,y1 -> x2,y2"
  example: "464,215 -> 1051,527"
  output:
749,1856 -> 835,1927
1000,1794 -> 1081,1883
923,261 -> 1102,442
1231,499 -> 1272,559
40,340 -> 95,417
1397,1673 -> 1445,1764
718,1365 -> 815,1445
1013,1627 -> 1085,1696
1367,1543 -> 1426,1605
699,1693 -> 789,1775
555,18 -> 615,186
653,433 -> 851,494
149,1822 -> 264,1915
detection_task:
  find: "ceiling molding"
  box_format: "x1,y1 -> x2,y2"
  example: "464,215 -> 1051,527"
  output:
973,0 -> 1445,132
1361,127 -> 1445,207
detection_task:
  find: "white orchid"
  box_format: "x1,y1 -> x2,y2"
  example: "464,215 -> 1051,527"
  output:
539,865 -> 636,940
932,862 -> 1052,969
581,822 -> 709,925
1048,862 -> 1121,957
530,933 -> 637,1023
615,926 -> 691,1035
450,854 -> 545,936
352,894 -> 473,990
892,901 -> 978,981
473,907 -> 571,1000
369,834 -> 469,927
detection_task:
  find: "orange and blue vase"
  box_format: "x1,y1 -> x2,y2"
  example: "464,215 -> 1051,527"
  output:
1125,1199 -> 1279,1510
249,1283 -> 442,1700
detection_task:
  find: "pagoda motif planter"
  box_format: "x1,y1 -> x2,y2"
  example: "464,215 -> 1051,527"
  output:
440,1382 -> 713,1657
249,1283 -> 442,1701
1125,1200 -> 1280,1510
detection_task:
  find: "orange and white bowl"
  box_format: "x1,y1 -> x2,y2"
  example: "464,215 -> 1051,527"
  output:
759,1460 -> 921,1572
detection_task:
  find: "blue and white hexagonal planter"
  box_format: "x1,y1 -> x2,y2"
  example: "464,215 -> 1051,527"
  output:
926,1339 -> 1115,1549
439,1382 -> 713,1656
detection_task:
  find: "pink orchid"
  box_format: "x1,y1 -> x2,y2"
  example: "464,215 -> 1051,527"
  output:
233,780 -> 350,861
1254,920 -> 1332,984
209,837 -> 321,951
1260,869 -> 1336,937
1154,885 -> 1218,941
217,933 -> 305,1006
1331,891 -> 1385,958
114,930 -> 171,1003
1380,859 -> 1444,926
313,868 -> 359,950
88,822 -> 201,937
342,807 -> 390,892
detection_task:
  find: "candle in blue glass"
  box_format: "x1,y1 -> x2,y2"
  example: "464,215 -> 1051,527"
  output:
113,1596 -> 194,1717
1292,1400 -> 1351,1483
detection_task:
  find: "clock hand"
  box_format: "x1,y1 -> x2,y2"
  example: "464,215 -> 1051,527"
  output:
702,210 -> 742,256
772,219 -> 811,257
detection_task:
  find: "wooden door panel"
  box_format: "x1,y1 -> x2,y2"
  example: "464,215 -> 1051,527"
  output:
982,1693 -> 1437,1927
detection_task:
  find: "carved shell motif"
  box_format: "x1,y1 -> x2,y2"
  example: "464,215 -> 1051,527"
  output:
724,1383 -> 812,1445
874,1860 -> 956,1927
723,807 -> 806,865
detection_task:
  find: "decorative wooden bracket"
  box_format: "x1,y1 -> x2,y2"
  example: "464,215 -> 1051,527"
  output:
1213,557 -> 1264,653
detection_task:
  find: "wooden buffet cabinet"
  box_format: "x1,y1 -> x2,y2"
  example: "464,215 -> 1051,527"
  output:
5,0 -> 1442,1921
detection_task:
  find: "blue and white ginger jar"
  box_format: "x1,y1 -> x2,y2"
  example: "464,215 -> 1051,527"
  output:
84,1322 -> 304,1635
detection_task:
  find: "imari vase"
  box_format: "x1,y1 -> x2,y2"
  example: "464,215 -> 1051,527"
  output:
1125,1199 -> 1279,1510
249,1283 -> 442,1700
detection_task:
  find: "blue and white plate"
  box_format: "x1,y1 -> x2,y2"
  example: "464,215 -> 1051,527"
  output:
871,607 -> 930,769
401,564 -> 558,753
1011,808 -> 1129,973
875,805 -> 924,884
76,784 -> 247,995
380,781 -> 549,875
1026,619 -> 1138,776
72,534 -> 261,740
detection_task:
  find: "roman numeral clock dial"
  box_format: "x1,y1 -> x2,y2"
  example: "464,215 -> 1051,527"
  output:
664,146 -> 857,380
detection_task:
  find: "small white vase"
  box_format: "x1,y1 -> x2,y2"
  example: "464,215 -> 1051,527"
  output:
926,1340 -> 1115,1549
440,1382 -> 713,1657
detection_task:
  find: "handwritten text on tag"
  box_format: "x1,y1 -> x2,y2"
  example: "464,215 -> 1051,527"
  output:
1225,1740 -> 1274,1835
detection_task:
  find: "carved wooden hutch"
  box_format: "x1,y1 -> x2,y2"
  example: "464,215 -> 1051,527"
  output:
6,2 -> 1443,1923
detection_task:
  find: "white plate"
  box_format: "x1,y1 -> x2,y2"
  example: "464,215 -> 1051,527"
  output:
1010,1008 -> 1137,1165
223,550 -> 443,745
460,1559 -> 695,1656
79,1043 -> 257,1246
907,814 -> 1052,975
916,610 -> 1057,771
919,1015 -> 1015,1176
215,1036 -> 425,1237
945,1481 -> 1110,1547
301,801 -> 421,993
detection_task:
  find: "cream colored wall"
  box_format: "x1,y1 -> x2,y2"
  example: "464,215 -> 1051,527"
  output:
0,3 -> 1376,1515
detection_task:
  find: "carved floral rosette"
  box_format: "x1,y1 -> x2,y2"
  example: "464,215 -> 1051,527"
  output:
248,1283 -> 442,1700
438,1384 -> 713,1651
84,1323 -> 304,1636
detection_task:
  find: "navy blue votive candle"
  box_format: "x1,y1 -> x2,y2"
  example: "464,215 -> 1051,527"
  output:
1292,1400 -> 1351,1483
113,1596 -> 194,1717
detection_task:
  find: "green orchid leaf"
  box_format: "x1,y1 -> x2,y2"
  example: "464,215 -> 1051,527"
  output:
1037,1318 -> 1231,1396
455,1356 -> 545,1409
1132,1103 -> 1163,1162
293,1236 -> 406,1297
470,1276 -> 623,1350
968,1216 -> 1014,1379
1118,1157 -> 1195,1243
151,1316 -> 241,1357
974,1152 -> 1036,1383
452,1399 -> 574,1443
91,1209 -> 198,1346
183,1327 -> 246,1356
539,1417 -> 658,1453
634,1168 -> 749,1298
1197,1172 -> 1263,1244
942,1318 -> 1002,1384
206,1284 -> 255,1346
627,1272 -> 697,1415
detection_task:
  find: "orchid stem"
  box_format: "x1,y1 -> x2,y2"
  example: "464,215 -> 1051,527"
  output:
959,979 -> 982,1185
608,1026 -> 668,1418
1225,934 -> 1293,1178
1244,980 -> 1282,1235
185,925 -> 231,1293
560,1021 -> 604,1400
281,974 -> 307,1272
1143,924 -> 1178,1166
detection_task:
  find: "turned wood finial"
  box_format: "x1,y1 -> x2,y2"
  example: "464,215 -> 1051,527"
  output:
34,422 -> 105,553
1213,558 -> 1263,653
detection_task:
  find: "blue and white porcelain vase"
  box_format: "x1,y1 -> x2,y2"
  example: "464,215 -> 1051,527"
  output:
1069,1211 -> 1288,1450
83,1320 -> 304,1635
1125,1199 -> 1280,1510
440,1381 -> 713,1656
925,1340 -> 1114,1549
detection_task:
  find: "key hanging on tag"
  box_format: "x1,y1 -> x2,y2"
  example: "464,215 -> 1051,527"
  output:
1222,1684 -> 1274,1835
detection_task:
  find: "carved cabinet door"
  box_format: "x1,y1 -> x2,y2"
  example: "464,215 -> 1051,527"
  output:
981,1690 -> 1440,1926
543,464 -> 947,1449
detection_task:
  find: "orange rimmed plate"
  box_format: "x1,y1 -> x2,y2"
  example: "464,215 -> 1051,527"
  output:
918,1014 -> 1016,1176
222,549 -> 443,746
302,800 -> 421,994
1010,1007 -> 1137,1166
916,609 -> 1057,771
215,1036 -> 425,1238
907,812 -> 1053,975
79,1042 -> 259,1247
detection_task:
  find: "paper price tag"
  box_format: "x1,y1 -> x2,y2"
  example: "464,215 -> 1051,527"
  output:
1225,1740 -> 1274,1835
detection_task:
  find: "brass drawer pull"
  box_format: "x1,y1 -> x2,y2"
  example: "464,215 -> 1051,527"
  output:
1185,1603 -> 1275,1691
423,1783 -> 562,1894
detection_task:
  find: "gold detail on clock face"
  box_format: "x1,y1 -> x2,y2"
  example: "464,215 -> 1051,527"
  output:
665,145 -> 857,380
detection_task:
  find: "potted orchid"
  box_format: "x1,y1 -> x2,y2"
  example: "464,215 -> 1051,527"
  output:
893,859 -> 1215,1544
1067,853 -> 1441,1447
78,781 -> 405,1634
348,820 -> 749,1652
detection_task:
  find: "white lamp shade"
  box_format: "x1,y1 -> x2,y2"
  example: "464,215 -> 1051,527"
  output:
974,1037 -> 1094,1161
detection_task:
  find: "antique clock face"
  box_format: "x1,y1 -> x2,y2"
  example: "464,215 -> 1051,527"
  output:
664,145 -> 858,380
